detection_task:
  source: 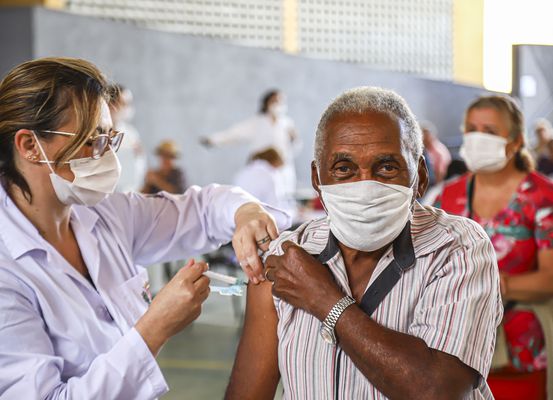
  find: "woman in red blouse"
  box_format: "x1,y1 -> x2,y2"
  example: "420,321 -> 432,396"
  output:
435,95 -> 553,400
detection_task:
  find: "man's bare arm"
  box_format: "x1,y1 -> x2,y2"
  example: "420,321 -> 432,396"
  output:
225,281 -> 280,400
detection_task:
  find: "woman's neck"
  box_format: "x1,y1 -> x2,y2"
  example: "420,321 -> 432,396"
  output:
9,182 -> 72,242
474,160 -> 526,188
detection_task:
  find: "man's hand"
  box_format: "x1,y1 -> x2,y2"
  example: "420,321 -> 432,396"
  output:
264,241 -> 344,321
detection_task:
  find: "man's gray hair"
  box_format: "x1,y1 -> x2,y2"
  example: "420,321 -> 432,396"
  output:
314,87 -> 424,171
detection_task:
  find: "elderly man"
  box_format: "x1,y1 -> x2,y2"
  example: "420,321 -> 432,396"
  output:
226,87 -> 502,399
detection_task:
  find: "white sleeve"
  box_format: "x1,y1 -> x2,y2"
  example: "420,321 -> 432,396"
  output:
0,270 -> 168,400
98,184 -> 292,266
207,117 -> 257,146
284,117 -> 303,155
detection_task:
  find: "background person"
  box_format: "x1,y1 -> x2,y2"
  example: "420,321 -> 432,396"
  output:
421,120 -> 451,183
434,95 -> 553,400
142,140 -> 187,194
233,147 -> 297,220
108,83 -> 147,193
532,118 -> 553,160
200,89 -> 301,198
0,57 -> 290,399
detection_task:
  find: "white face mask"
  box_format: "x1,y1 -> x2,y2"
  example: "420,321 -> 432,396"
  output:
33,132 -> 122,206
319,179 -> 414,252
459,131 -> 510,173
268,103 -> 287,118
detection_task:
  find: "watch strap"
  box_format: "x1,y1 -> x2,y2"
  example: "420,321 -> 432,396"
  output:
323,295 -> 356,330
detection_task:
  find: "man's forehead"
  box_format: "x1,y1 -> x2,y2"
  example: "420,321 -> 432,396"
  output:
322,111 -> 404,153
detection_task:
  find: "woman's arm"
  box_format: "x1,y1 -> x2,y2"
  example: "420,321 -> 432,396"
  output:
502,248 -> 553,302
225,281 -> 280,399
0,269 -> 168,399
98,185 -> 291,281
202,117 -> 257,147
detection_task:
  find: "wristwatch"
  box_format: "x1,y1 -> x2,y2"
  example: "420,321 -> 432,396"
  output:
319,295 -> 356,345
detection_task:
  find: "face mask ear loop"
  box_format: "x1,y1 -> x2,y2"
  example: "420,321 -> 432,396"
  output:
31,131 -> 56,175
316,167 -> 330,218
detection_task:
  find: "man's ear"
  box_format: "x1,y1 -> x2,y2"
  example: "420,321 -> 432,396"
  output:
416,156 -> 429,198
311,160 -> 321,197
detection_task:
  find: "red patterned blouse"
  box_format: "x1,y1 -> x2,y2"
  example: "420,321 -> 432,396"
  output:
435,171 -> 553,372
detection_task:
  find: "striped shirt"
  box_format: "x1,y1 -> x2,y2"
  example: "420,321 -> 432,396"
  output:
269,202 -> 502,399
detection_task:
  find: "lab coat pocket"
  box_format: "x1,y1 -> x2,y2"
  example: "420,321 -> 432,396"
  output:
110,268 -> 152,331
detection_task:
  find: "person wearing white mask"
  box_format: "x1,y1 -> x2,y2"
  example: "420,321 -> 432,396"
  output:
226,87 -> 502,399
435,95 -> 553,399
200,89 -> 301,197
108,83 -> 147,193
0,58 -> 291,399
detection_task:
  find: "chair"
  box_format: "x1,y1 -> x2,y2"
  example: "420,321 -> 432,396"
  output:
489,300 -> 553,400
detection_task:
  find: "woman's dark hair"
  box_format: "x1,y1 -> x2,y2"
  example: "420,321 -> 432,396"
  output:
259,89 -> 280,114
0,57 -> 110,201
464,94 -> 534,173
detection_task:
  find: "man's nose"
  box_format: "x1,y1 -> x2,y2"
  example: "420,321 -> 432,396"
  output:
358,169 -> 374,181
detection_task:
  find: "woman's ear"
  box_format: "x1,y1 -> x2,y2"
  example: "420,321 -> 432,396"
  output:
14,129 -> 40,162
507,133 -> 524,158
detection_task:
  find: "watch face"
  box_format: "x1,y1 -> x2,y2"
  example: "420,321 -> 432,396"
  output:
320,326 -> 336,344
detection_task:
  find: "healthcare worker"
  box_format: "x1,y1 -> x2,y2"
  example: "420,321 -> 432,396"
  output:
0,57 -> 290,399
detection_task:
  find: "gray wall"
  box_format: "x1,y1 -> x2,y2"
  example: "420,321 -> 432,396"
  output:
513,45 -> 553,144
1,7 -> 488,190
0,8 -> 33,77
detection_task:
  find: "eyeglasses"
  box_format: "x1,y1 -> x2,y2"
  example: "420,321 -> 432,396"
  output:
38,129 -> 125,159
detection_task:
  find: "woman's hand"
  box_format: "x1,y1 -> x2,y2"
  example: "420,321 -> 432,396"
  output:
135,260 -> 210,356
233,202 -> 279,284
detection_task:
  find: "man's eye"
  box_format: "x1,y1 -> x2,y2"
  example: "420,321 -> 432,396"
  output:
377,164 -> 399,176
337,166 -> 350,173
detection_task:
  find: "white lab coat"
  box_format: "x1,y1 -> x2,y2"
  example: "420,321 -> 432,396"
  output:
0,184 -> 291,399
207,114 -> 301,196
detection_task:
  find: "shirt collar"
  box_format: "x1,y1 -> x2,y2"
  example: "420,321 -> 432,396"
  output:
315,202 -> 453,265
0,184 -> 99,260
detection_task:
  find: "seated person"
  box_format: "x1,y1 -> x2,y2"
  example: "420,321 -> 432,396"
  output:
226,87 -> 502,399
142,140 -> 187,194
233,147 -> 296,219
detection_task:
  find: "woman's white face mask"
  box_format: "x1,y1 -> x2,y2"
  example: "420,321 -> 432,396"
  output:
318,176 -> 415,252
459,131 -> 511,173
32,131 -> 121,206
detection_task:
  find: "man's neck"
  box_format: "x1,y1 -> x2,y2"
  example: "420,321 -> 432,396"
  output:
338,242 -> 388,270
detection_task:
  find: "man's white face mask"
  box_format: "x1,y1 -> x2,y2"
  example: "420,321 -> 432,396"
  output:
319,177 -> 415,252
459,131 -> 511,173
33,131 -> 121,206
